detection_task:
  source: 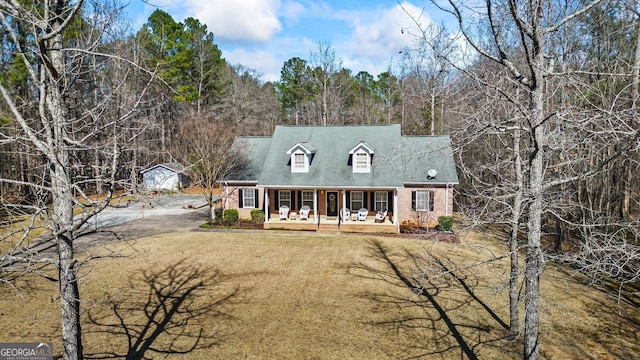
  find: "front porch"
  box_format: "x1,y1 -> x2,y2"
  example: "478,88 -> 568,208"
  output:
263,214 -> 399,234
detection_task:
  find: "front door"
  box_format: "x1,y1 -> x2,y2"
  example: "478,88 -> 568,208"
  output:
326,191 -> 338,218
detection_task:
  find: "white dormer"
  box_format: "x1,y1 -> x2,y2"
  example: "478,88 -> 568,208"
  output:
349,141 -> 375,173
286,142 -> 316,173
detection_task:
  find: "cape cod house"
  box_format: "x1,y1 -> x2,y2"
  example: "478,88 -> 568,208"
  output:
223,124 -> 458,233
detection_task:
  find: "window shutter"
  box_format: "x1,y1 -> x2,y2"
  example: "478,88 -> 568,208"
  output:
297,191 -> 302,209
387,191 -> 393,212
411,191 -> 416,210
429,190 -> 435,211
239,189 -> 244,208
274,190 -> 279,208
370,192 -> 375,211
255,189 -> 259,208
346,192 -> 351,210
363,192 -> 368,209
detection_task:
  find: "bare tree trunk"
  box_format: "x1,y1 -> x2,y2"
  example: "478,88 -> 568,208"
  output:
632,3 -> 640,99
387,85 -> 392,124
524,73 -> 546,359
48,20 -> 84,359
509,126 -> 523,337
209,192 -> 217,222
623,11 -> 640,219
322,80 -> 328,126
430,92 -> 436,135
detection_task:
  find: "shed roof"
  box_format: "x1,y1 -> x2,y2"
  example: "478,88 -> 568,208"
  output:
141,162 -> 187,174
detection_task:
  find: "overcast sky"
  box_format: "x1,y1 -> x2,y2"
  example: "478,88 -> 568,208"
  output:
127,1 -> 449,82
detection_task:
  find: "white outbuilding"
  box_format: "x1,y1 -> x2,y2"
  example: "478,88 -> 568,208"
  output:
140,163 -> 190,191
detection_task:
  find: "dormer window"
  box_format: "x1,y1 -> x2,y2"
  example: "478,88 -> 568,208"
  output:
293,152 -> 307,172
349,141 -> 374,174
286,142 -> 316,173
354,151 -> 370,172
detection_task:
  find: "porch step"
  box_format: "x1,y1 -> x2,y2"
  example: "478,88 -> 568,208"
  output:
318,223 -> 340,233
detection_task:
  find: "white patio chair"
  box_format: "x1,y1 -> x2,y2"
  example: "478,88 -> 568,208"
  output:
299,205 -> 311,220
358,208 -> 368,221
375,208 -> 387,223
279,205 -> 289,220
340,208 -> 350,222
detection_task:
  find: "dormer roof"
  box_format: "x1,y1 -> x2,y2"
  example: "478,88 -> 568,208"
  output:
286,142 -> 316,155
348,141 -> 375,154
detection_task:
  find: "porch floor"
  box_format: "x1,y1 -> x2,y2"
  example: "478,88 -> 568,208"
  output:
264,215 -> 398,233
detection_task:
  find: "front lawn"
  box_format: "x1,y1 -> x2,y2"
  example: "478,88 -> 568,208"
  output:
0,232 -> 638,359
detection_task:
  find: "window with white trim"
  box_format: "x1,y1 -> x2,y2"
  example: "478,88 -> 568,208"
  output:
302,191 -> 314,208
353,151 -> 370,173
293,152 -> 306,171
242,188 -> 256,208
375,191 -> 388,211
350,191 -> 364,210
279,191 -> 291,208
413,190 -> 434,211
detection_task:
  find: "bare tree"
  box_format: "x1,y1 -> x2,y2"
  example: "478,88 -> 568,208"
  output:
171,117 -> 245,223
217,64 -> 279,135
0,1 -> 154,358
398,22 -> 460,135
414,1 -> 613,358
309,42 -> 344,126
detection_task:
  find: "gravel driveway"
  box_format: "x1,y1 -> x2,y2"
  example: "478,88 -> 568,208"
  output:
31,194 -> 215,254
88,194 -> 209,228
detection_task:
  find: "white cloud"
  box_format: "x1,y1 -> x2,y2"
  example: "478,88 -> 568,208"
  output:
224,48 -> 283,82
281,0 -> 306,23
179,0 -> 284,42
336,2 -> 432,76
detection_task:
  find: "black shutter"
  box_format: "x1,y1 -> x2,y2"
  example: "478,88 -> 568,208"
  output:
429,190 -> 435,211
297,191 -> 302,209
363,192 -> 368,209
387,191 -> 393,212
274,190 -> 279,209
239,189 -> 244,208
255,189 -> 259,208
346,192 -> 351,210
411,191 -> 416,210
370,192 -> 375,211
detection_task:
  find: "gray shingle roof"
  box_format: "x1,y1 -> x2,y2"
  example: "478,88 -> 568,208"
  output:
141,162 -> 187,174
229,125 -> 458,187
225,137 -> 271,182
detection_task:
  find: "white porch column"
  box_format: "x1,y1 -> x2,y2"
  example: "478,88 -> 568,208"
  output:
264,189 -> 270,222
342,190 -> 346,213
313,189 -> 318,224
445,183 -> 449,216
393,188 -> 399,225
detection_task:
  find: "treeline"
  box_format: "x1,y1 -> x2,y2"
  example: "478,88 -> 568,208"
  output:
0,7 -> 450,201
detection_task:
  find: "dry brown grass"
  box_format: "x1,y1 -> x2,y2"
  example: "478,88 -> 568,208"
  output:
0,231 -> 638,359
